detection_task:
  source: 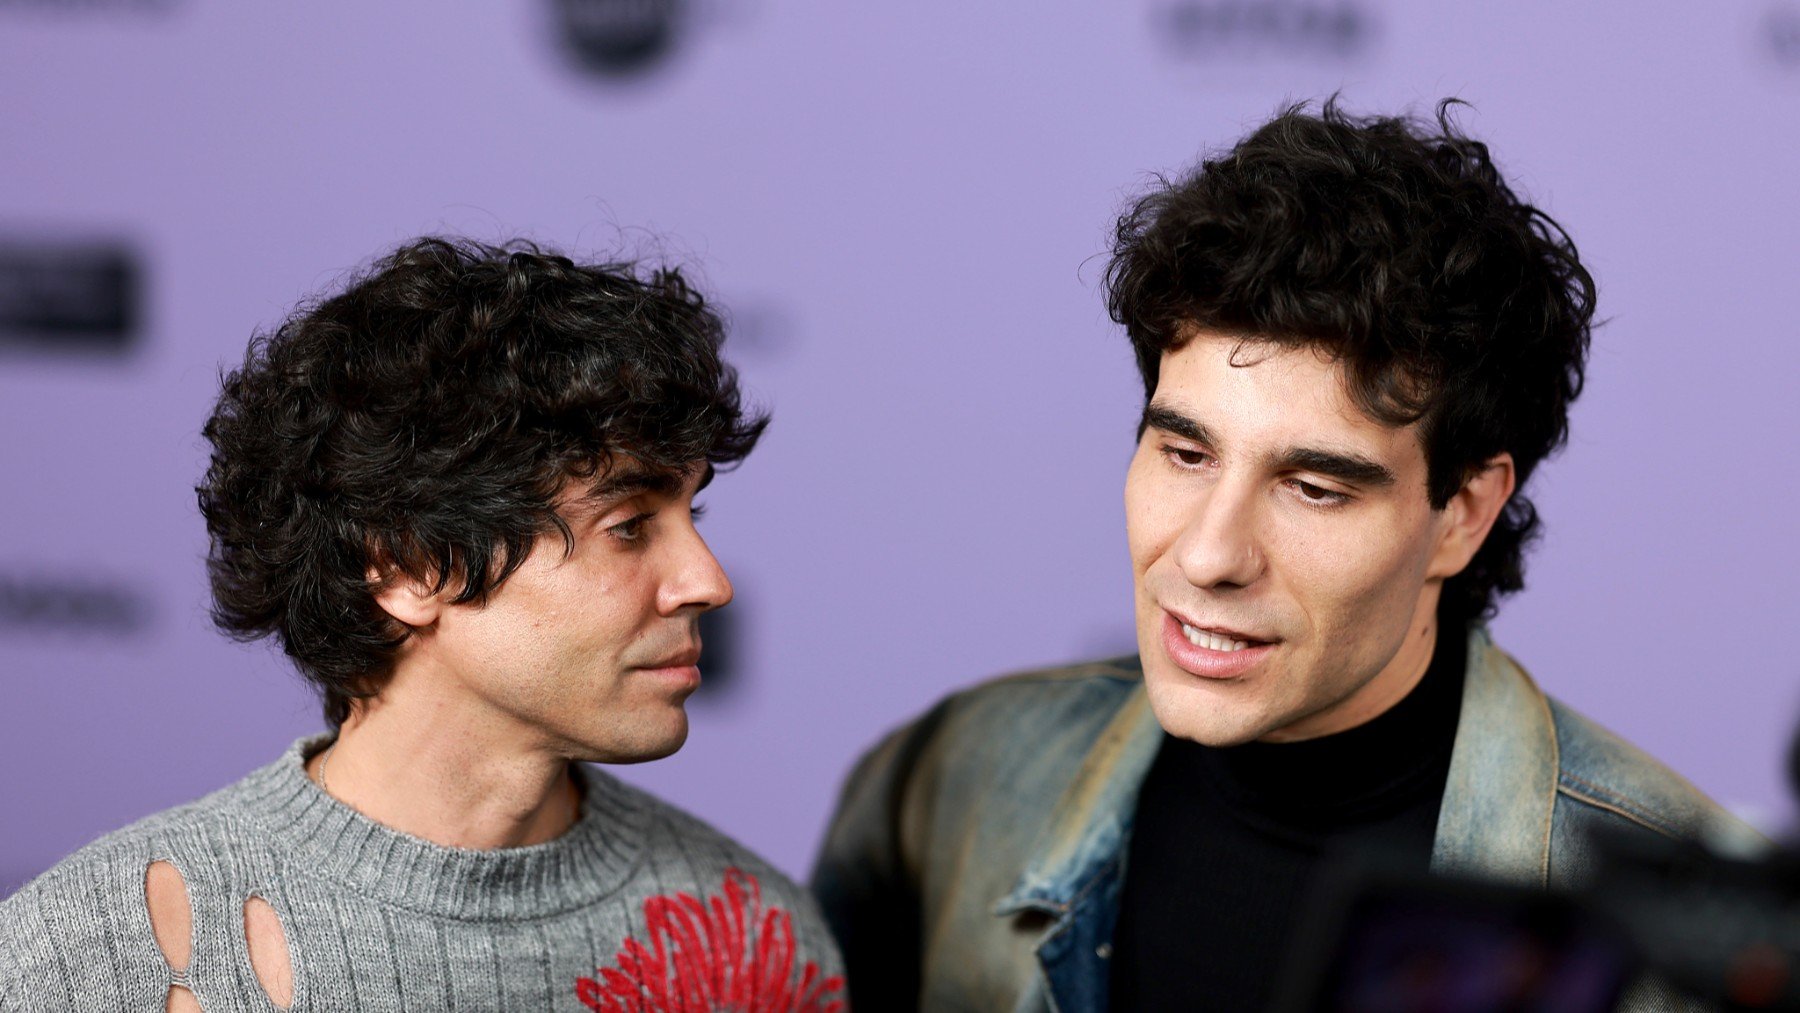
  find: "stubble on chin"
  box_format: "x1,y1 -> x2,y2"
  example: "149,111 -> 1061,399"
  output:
1143,669 -> 1252,748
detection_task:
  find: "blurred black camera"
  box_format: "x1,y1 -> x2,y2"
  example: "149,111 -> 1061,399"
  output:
1272,746 -> 1800,1011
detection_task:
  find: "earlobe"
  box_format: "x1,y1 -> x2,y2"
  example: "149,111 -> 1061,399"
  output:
1427,453 -> 1517,579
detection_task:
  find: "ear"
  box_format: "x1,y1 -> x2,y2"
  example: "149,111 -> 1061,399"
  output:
1426,452 -> 1517,580
368,564 -> 444,629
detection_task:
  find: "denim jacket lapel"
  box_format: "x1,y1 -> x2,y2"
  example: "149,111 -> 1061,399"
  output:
1431,626 -> 1559,886
994,680 -> 1163,1013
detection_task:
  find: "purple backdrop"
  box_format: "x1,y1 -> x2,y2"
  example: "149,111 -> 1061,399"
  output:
4,0 -> 1799,893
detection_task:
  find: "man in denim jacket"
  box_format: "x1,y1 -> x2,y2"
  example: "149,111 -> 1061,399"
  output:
813,101 -> 1760,1012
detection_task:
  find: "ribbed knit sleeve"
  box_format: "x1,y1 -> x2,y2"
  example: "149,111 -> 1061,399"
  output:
0,924 -> 18,1011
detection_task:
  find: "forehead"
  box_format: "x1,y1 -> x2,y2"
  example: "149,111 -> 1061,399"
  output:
1155,332 -> 1424,465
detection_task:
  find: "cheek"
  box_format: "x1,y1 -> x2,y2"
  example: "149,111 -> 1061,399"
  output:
493,553 -> 643,652
1279,506 -> 1436,627
1124,453 -> 1183,574
543,562 -> 648,642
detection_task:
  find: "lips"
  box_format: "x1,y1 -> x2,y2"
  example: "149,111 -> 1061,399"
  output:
639,648 -> 701,670
630,642 -> 704,694
1159,610 -> 1277,680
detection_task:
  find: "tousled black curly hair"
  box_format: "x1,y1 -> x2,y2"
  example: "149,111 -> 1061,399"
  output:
1105,99 -> 1595,629
198,237 -> 767,726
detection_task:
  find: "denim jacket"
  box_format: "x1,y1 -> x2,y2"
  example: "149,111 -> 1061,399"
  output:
812,627 -> 1762,1012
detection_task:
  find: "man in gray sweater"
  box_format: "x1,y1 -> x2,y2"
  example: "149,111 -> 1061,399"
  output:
0,238 -> 845,1012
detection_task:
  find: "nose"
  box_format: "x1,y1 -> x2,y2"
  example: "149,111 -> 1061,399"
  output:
1170,476 -> 1266,591
658,524 -> 734,617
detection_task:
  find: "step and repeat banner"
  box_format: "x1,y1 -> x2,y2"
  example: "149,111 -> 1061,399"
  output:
3,0 -> 1798,890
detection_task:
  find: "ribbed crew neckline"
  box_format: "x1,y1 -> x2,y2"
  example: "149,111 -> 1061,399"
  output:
230,736 -> 652,922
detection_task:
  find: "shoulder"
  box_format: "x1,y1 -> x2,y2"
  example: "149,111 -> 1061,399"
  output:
4,757 -> 289,908
1442,633 -> 1765,887
582,768 -> 843,969
1545,695 -> 1763,850
3,796 -> 213,918
853,655 -> 1144,782
0,797 -> 238,1011
941,654 -> 1145,713
605,769 -> 808,893
817,656 -> 1145,882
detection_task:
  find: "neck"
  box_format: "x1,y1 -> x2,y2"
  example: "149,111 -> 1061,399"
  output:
306,676 -> 579,850
1199,622 -> 1466,819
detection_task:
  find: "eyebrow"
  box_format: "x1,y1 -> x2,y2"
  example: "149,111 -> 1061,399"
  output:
1140,402 -> 1398,488
586,463 -> 715,502
1275,447 -> 1396,488
1140,404 -> 1213,445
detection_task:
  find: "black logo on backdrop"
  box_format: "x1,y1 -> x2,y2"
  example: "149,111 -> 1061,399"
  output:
1768,5 -> 1800,68
0,571 -> 151,637
728,300 -> 797,360
0,240 -> 142,355
554,0 -> 685,77
1151,0 -> 1372,58
694,599 -> 739,697
0,0 -> 175,12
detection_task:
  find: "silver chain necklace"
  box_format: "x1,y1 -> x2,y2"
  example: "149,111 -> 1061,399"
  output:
316,745 -> 336,796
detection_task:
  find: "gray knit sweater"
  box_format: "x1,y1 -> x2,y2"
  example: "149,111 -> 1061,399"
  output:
0,738 -> 846,1012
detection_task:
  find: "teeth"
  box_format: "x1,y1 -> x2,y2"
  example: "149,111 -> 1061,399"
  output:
1182,623 -> 1251,652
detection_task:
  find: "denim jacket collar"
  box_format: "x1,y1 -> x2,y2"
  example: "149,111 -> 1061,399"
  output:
993,669 -> 1161,1012
992,627 -> 1558,1010
1431,626 -> 1558,885
993,679 -> 1162,920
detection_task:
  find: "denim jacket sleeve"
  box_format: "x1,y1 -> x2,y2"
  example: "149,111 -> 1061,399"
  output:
811,663 -> 1152,1013
810,698 -> 952,1012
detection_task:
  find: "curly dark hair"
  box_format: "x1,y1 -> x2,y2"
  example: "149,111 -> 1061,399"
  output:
198,237 -> 767,726
1104,98 -> 1595,629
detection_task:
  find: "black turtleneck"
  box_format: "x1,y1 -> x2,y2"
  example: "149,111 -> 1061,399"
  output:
1108,627 -> 1467,1012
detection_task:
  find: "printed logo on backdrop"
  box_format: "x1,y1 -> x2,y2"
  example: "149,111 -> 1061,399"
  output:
549,0 -> 752,81
554,0 -> 684,77
1767,4 -> 1800,69
0,0 -> 175,12
689,297 -> 792,703
693,600 -> 741,699
728,299 -> 798,361
0,570 -> 152,638
0,240 -> 143,356
1149,0 -> 1373,59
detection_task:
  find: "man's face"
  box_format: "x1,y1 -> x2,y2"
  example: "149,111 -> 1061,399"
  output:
410,463 -> 729,764
1126,331 -> 1458,746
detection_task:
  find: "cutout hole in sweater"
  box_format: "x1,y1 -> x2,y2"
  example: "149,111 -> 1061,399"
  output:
243,895 -> 294,1008
144,860 -> 201,1012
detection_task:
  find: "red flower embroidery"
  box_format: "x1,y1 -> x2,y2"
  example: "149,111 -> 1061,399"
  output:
575,867 -> 847,1013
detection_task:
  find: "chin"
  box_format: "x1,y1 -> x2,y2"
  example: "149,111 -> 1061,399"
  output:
1143,670 -> 1272,748
626,738 -> 687,764
630,719 -> 691,764
575,710 -> 690,764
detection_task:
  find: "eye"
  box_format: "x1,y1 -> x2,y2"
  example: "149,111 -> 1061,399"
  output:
1290,480 -> 1350,507
608,512 -> 653,542
1162,445 -> 1212,470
